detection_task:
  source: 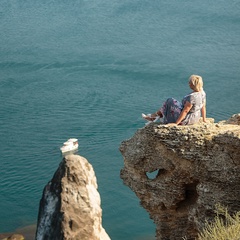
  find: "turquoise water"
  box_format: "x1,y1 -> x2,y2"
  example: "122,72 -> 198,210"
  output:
0,1 -> 239,239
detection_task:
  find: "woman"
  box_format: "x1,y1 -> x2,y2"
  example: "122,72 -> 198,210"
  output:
142,75 -> 207,125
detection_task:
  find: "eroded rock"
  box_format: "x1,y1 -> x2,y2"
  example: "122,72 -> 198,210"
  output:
120,115 -> 240,239
35,154 -> 110,240
0,234 -> 25,240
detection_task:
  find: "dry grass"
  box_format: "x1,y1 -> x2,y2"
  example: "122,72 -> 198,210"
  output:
198,204 -> 240,240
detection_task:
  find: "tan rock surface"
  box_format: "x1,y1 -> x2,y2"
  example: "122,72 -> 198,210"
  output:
36,154 -> 110,240
120,114 -> 240,239
0,234 -> 25,240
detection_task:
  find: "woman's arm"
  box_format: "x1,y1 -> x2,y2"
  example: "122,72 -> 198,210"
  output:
175,101 -> 192,125
201,103 -> 207,122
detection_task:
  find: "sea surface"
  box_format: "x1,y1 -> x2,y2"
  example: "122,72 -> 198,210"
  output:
0,1 -> 239,239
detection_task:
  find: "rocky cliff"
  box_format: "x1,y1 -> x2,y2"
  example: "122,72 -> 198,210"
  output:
35,154 -> 110,240
120,114 -> 240,240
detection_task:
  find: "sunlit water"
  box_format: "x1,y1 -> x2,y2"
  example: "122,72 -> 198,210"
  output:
0,1 -> 239,239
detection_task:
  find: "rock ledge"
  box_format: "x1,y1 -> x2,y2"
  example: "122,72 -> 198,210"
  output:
120,114 -> 240,239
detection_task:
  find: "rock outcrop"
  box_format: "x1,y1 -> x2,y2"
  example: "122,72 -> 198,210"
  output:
0,234 -> 25,240
35,154 -> 110,240
120,114 -> 240,240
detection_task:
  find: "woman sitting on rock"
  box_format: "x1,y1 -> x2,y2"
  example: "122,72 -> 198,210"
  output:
142,75 -> 207,125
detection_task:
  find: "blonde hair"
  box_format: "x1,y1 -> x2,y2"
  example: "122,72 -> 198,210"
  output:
189,75 -> 203,92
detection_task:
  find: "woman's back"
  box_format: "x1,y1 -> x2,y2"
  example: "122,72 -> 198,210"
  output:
181,89 -> 206,124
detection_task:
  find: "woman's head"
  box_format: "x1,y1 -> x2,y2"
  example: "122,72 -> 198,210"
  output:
189,75 -> 203,92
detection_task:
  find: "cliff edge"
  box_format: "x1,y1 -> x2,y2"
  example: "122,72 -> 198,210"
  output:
35,154 -> 110,240
120,114 -> 240,240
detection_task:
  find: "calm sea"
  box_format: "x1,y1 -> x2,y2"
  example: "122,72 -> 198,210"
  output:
0,1 -> 239,239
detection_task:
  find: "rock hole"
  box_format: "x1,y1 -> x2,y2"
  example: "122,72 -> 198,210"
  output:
146,169 -> 167,180
176,182 -> 199,212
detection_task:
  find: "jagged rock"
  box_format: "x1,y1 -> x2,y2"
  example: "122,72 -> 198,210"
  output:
0,234 -> 25,240
35,154 -> 110,240
120,115 -> 240,240
8,234 -> 25,240
219,113 -> 240,125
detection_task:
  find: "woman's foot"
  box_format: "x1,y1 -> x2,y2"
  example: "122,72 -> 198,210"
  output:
142,113 -> 157,121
